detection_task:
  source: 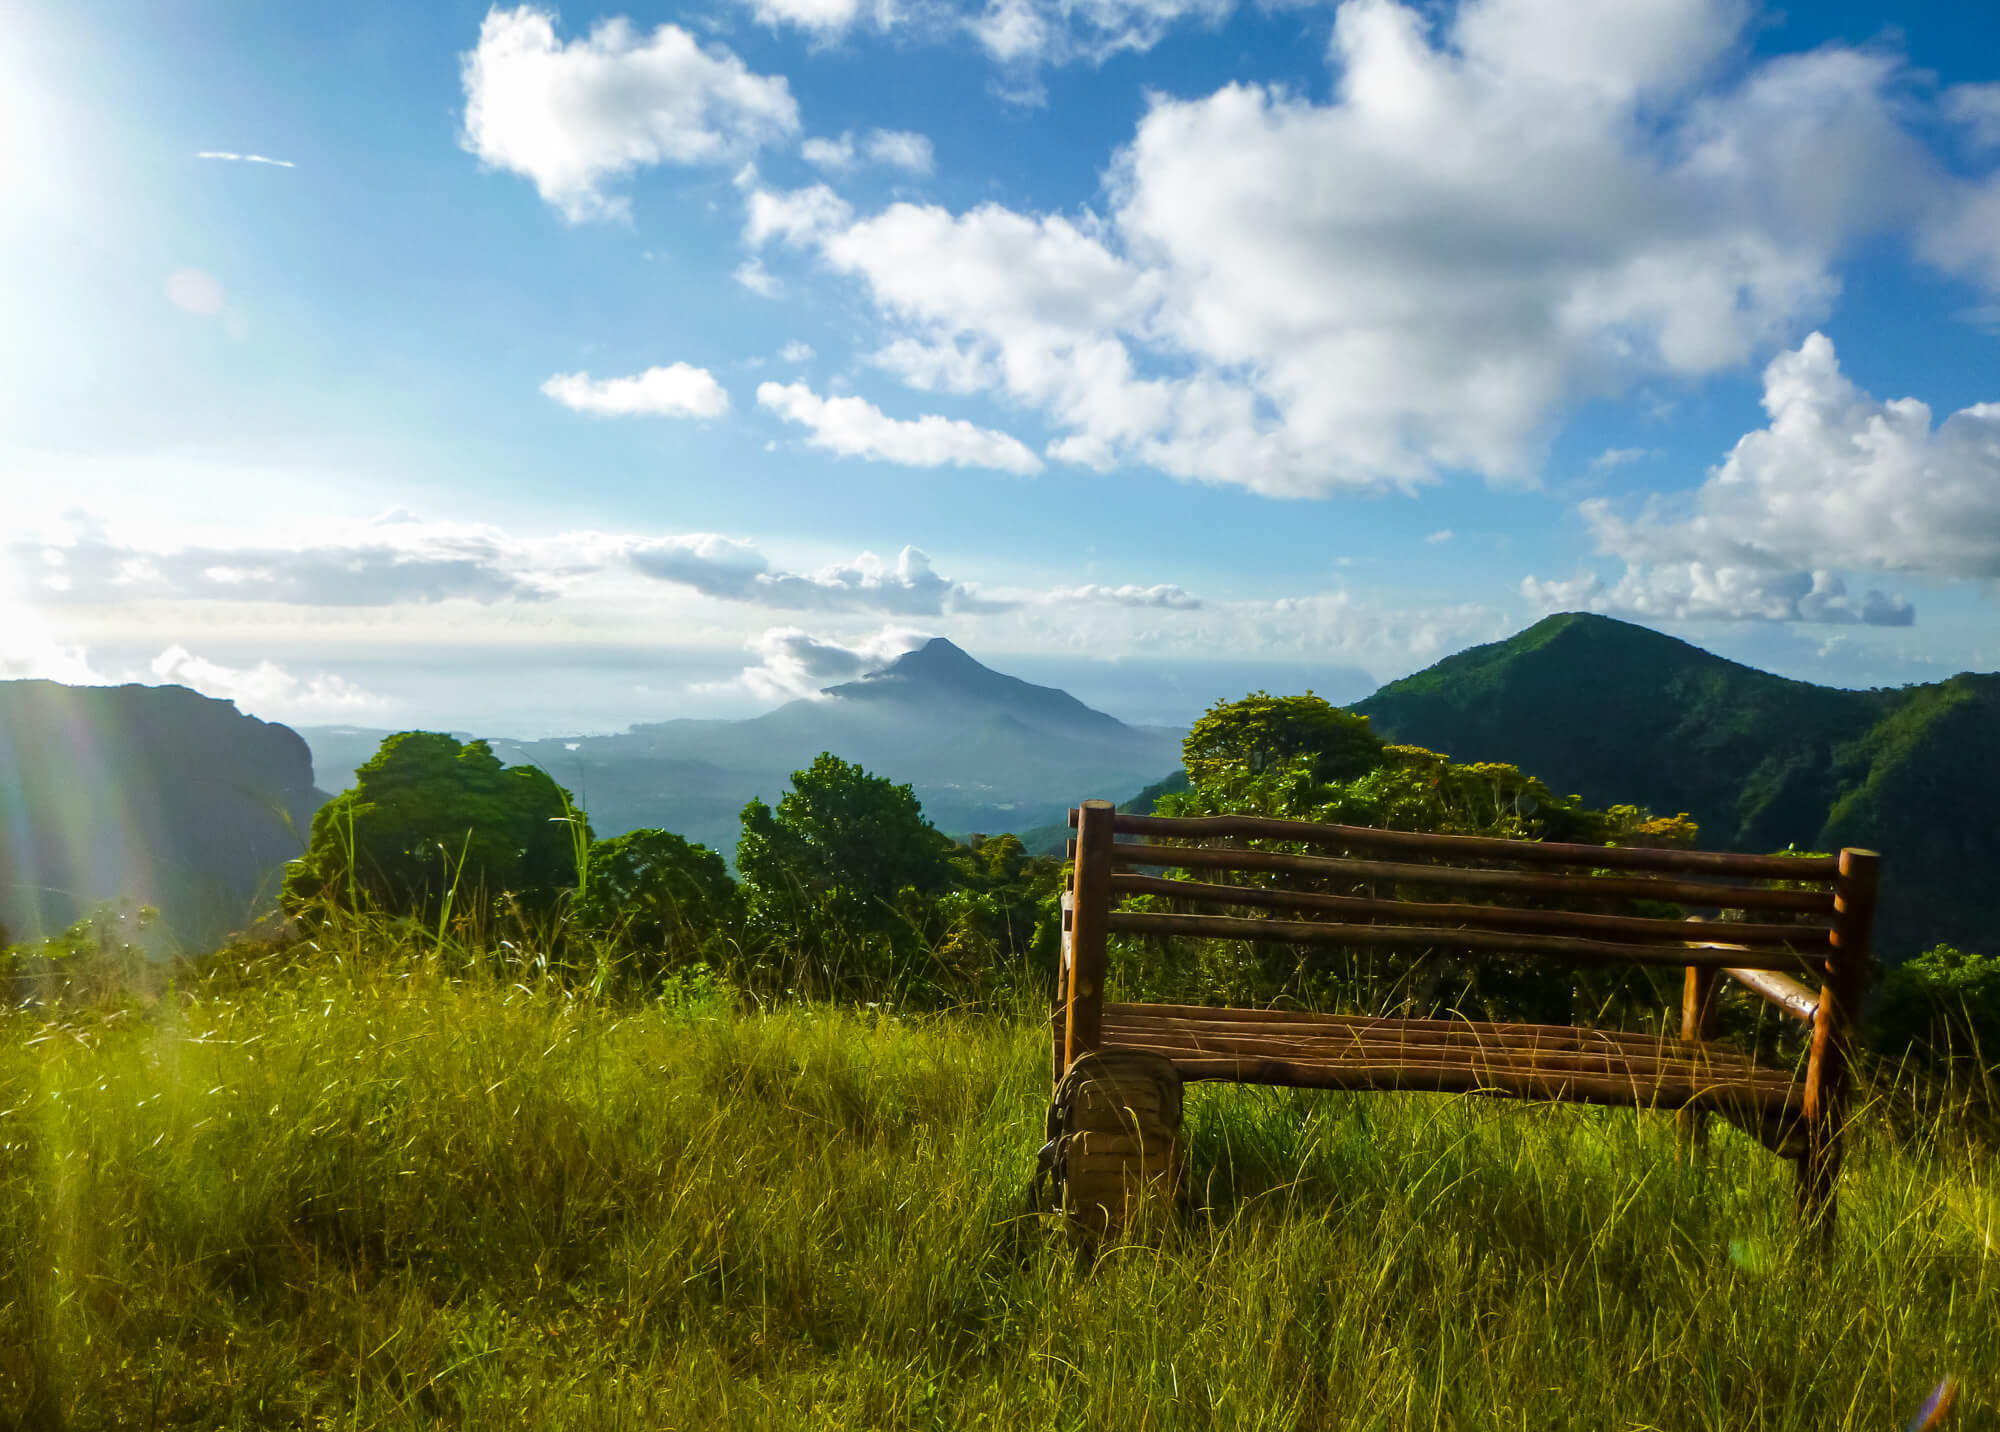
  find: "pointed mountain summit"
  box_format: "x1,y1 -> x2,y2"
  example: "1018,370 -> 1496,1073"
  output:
822,638 -> 1122,732
1354,611 -> 2000,957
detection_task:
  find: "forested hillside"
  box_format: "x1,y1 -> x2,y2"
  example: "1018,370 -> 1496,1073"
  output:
1354,613 -> 1998,957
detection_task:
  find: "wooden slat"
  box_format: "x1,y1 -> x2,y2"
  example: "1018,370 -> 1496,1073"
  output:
1100,1008 -> 1797,1074
1109,842 -> 1837,916
1724,966 -> 1819,1023
1101,1029 -> 1796,1087
1109,872 -> 1831,949
1112,812 -> 1841,881
1159,1056 -> 1802,1112
1105,909 -> 1820,973
1103,1014 -> 1790,1071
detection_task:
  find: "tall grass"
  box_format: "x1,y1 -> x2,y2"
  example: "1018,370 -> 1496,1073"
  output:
2,930 -> 1992,1430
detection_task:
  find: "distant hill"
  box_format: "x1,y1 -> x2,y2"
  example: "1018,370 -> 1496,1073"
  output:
0,681 -> 323,949
1354,613 -> 1998,959
301,640 -> 1185,861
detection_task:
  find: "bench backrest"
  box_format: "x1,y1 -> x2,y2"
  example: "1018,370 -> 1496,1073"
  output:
1061,800 -> 1881,1114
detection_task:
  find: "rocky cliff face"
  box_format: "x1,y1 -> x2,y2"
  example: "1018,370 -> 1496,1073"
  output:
0,681 -> 324,950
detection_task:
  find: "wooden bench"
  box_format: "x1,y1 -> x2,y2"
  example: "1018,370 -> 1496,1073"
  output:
1049,799 -> 1882,1227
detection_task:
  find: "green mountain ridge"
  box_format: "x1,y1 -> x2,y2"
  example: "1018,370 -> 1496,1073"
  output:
1352,612 -> 1997,958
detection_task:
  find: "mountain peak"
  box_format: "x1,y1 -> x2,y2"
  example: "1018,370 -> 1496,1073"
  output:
881,637 -> 983,679
819,638 -> 1126,733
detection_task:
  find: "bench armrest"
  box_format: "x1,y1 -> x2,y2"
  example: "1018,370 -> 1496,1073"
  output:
1722,966 -> 1818,1023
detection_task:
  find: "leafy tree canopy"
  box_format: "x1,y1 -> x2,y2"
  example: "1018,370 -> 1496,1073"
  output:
573,828 -> 738,957
283,732 -> 587,919
1182,692 -> 1385,788
738,753 -> 953,933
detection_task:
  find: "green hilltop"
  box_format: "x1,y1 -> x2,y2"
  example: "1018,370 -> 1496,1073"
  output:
1353,612 -> 2000,959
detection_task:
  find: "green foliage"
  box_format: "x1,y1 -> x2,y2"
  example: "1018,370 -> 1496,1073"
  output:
1182,691 -> 1385,787
737,753 -> 957,992
1871,942 -> 2000,1074
281,732 -> 588,923
933,833 -> 1067,989
1141,692 -> 1697,1019
571,828 -> 739,969
739,753 -> 954,930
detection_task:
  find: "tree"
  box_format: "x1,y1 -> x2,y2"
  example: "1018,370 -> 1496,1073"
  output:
1181,692 -> 1385,788
573,828 -> 738,962
738,753 -> 953,938
282,732 -> 587,920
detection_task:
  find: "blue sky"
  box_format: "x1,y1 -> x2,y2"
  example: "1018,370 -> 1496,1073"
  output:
3,0 -> 1998,734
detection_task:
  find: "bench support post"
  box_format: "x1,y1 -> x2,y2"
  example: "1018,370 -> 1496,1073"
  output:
1063,800 -> 1115,1077
1799,848 -> 1880,1229
1677,964 -> 1721,1149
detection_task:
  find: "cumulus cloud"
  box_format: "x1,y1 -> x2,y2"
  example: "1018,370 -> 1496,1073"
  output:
778,340 -> 815,363
741,0 -> 2000,497
1946,84 -> 2000,152
970,0 -> 1230,71
1525,332 -> 2000,623
1425,530 -> 1453,545
744,0 -> 891,36
150,646 -> 388,718
196,151 -> 294,167
801,128 -> 936,174
630,537 -> 1010,614
744,180 -> 854,247
733,257 -> 783,297
722,625 -> 931,701
757,381 -> 1044,474
540,363 -> 730,417
459,5 -> 798,222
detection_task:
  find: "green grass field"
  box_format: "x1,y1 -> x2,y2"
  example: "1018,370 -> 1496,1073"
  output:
2,941 -> 1992,1430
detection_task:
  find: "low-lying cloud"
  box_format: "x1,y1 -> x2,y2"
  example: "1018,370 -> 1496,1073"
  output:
630,537 -> 1011,615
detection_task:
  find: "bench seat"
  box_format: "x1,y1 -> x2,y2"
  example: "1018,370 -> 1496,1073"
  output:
1053,1001 -> 1808,1144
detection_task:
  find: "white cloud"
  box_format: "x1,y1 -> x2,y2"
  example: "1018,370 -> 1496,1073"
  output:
149,645 -> 387,719
1946,83 -> 2000,152
1589,447 -> 1658,470
757,380 -> 1044,474
18,524 -> 562,607
196,151 -> 295,168
719,625 -> 932,701
863,129 -> 934,174
630,537 -> 1010,614
745,0 -> 881,36
744,180 -> 854,247
801,134 -> 856,170
459,5 -> 798,222
540,363 -> 730,418
778,340 -> 815,363
970,0 -> 1231,70
733,257 -> 783,297
1527,332 -> 2000,623
1425,530 -> 1453,544
802,128 -> 936,175
166,269 -> 225,315
759,0 -> 2000,498
1047,583 -> 1202,609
